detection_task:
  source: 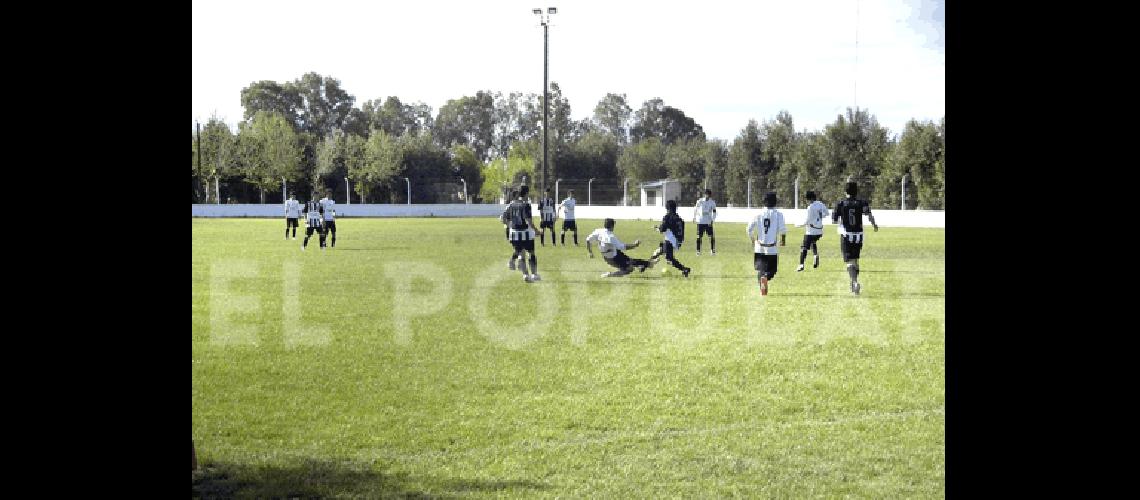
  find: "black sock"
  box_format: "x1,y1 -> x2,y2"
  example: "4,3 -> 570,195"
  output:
561,233 -> 565,245
540,231 -> 545,245
710,237 -> 715,251
697,238 -> 702,252
573,233 -> 578,245
800,248 -> 808,265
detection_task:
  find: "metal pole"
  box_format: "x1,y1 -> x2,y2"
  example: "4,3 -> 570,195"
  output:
461,178 -> 468,204
282,177 -> 286,203
588,178 -> 595,206
747,177 -> 753,208
555,178 -> 561,202
196,121 -> 201,202
623,179 -> 629,206
542,20 -> 549,194
403,177 -> 411,205
901,174 -> 907,210
794,175 -> 799,209
345,177 -> 350,204
215,176 -> 219,205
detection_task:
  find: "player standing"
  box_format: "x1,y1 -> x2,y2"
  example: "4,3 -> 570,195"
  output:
693,189 -> 717,255
301,196 -> 325,251
284,192 -> 301,240
746,192 -> 787,296
319,189 -> 337,249
832,181 -> 879,295
501,185 -> 541,282
558,190 -> 579,246
537,188 -> 558,246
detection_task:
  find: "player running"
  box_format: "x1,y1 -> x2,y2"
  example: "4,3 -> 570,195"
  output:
832,181 -> 879,295
796,190 -> 829,272
746,192 -> 787,296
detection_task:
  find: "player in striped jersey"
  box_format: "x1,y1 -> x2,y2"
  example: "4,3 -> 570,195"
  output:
284,192 -> 301,240
693,189 -> 717,255
796,191 -> 829,272
500,185 -> 541,282
746,192 -> 787,296
319,189 -> 337,248
649,199 -> 692,277
537,188 -> 558,246
301,197 -> 326,251
585,218 -> 653,277
832,181 -> 878,295
558,190 -> 578,246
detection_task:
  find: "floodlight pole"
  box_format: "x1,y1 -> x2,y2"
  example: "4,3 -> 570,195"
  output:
282,177 -> 286,203
747,177 -> 753,208
196,121 -> 201,202
901,174 -> 908,210
345,177 -> 351,204
403,177 -> 411,205
533,7 -> 557,192
794,175 -> 800,209
215,176 -> 220,205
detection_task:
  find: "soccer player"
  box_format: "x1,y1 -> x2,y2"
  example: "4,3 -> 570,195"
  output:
301,196 -> 325,251
832,181 -> 879,295
746,192 -> 787,296
500,185 -> 541,282
649,199 -> 692,277
319,189 -> 337,248
284,192 -> 301,240
585,218 -> 653,277
558,190 -> 579,246
693,189 -> 717,255
537,188 -> 558,246
796,190 -> 830,272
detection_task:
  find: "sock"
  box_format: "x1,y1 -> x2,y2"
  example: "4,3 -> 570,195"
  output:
812,243 -> 818,255
846,263 -> 857,282
853,263 -> 860,282
561,233 -> 565,245
697,238 -> 702,252
710,237 -> 715,251
519,258 -> 530,275
529,256 -> 537,275
574,233 -> 578,245
800,248 -> 808,265
540,231 -> 545,245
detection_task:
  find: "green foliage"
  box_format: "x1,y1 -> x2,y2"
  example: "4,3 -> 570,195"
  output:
725,120 -> 763,206
480,146 -> 536,202
664,138 -> 708,202
450,145 -> 484,203
236,111 -> 303,202
617,137 -> 667,204
592,93 -> 632,145
630,98 -> 705,145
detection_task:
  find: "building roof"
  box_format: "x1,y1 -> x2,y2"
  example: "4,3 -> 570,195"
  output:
638,179 -> 679,189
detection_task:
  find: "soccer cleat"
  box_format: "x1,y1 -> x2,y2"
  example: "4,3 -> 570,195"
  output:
600,272 -> 613,278
760,276 -> 768,296
853,282 -> 861,295
301,245 -> 305,251
796,264 -> 805,272
524,275 -> 535,283
531,274 -> 542,281
696,250 -> 701,256
712,249 -> 716,255
682,267 -> 691,278
813,255 -> 820,268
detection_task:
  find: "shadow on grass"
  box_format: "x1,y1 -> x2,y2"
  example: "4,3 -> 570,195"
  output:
193,458 -> 549,499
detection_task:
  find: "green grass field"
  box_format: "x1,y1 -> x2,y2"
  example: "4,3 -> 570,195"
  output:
192,217 -> 945,498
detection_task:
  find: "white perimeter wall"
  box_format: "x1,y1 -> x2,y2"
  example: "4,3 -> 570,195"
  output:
193,204 -> 944,228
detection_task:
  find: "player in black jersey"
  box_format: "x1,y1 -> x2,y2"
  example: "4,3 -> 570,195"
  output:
832,182 -> 879,294
500,185 -> 541,282
649,199 -> 691,277
537,188 -> 557,246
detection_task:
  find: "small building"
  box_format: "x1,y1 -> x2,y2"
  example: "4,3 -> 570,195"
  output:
638,179 -> 682,208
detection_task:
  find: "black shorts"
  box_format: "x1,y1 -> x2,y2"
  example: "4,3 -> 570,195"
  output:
540,219 -> 555,229
286,217 -> 299,228
801,233 -> 822,249
511,239 -> 536,254
604,251 -> 631,269
840,234 -> 863,261
754,253 -> 778,278
306,225 -> 322,236
697,224 -> 714,237
324,220 -> 336,232
562,220 -> 577,231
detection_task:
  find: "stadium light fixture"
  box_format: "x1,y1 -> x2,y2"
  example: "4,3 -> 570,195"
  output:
548,7 -> 556,14
532,8 -> 542,15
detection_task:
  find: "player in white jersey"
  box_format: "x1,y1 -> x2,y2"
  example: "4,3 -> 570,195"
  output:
585,218 -> 653,277
301,196 -> 326,251
746,192 -> 787,296
558,190 -> 579,246
284,192 -> 301,240
796,191 -> 830,272
537,188 -> 558,246
500,185 -> 541,282
319,189 -> 337,248
693,189 -> 718,255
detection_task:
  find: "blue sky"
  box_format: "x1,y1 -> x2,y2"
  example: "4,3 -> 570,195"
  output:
192,0 -> 944,141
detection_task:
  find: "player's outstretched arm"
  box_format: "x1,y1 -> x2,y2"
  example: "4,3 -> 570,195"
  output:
868,212 -> 879,231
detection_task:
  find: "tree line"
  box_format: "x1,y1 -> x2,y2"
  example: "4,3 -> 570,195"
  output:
192,72 -> 944,209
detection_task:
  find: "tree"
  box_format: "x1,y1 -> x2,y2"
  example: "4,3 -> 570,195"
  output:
819,108 -> 892,204
725,120 -> 763,206
314,131 -> 348,199
240,80 -> 302,126
292,72 -> 356,140
760,111 -> 799,207
664,138 -> 708,202
879,118 -> 943,209
236,111 -> 303,203
702,139 -> 729,203
193,117 -> 235,203
630,98 -> 705,145
480,145 -> 536,203
592,93 -> 632,145
617,137 -> 667,204
432,91 -> 496,162
451,145 -> 484,203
